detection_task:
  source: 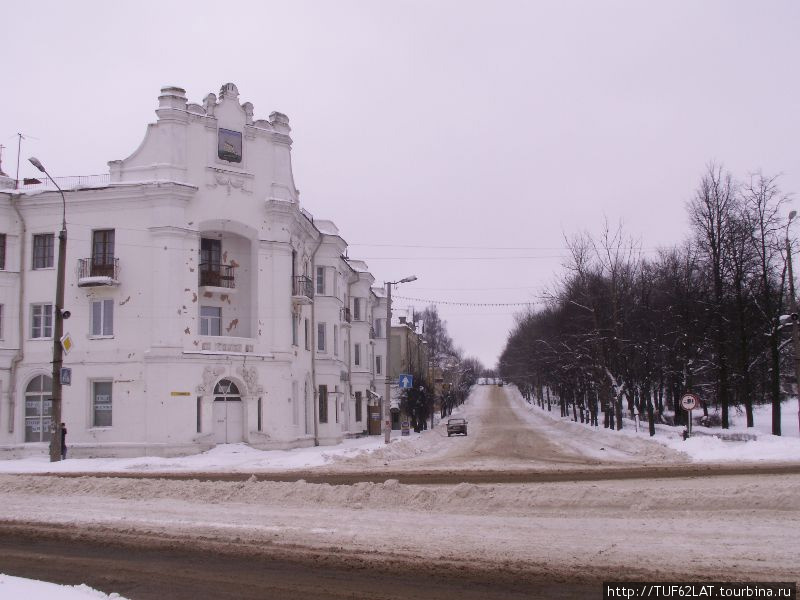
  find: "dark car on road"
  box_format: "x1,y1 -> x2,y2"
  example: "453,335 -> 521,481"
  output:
446,418 -> 468,437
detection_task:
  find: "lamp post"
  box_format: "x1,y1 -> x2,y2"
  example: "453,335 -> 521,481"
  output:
786,210 -> 800,437
384,275 -> 416,444
29,157 -> 67,462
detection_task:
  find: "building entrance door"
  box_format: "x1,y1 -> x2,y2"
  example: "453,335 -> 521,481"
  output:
212,379 -> 243,444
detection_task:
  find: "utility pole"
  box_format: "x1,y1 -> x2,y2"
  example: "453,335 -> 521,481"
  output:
384,275 -> 416,444
29,157 -> 67,462
384,282 -> 392,444
786,211 -> 800,437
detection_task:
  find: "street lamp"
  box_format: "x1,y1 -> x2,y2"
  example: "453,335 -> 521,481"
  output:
29,157 -> 67,462
384,275 -> 416,444
786,210 -> 800,437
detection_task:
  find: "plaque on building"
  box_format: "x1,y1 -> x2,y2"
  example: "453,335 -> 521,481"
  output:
218,128 -> 242,163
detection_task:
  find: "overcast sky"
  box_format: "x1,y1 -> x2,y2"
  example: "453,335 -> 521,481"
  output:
4,0 -> 799,367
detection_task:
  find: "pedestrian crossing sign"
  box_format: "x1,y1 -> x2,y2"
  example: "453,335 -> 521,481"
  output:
398,374 -> 413,389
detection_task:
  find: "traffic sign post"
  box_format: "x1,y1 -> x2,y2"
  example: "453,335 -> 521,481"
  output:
398,374 -> 413,389
680,393 -> 699,438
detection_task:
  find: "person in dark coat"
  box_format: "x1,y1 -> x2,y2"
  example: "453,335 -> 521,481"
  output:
60,423 -> 67,460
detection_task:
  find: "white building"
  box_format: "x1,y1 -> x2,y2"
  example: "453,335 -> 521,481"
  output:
0,83 -> 386,457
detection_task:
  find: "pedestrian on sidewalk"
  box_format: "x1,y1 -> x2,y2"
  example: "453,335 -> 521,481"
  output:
60,423 -> 67,460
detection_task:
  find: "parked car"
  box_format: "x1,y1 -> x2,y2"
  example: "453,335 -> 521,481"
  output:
446,418 -> 468,436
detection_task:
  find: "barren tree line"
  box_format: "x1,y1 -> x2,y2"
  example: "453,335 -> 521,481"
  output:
499,164 -> 797,436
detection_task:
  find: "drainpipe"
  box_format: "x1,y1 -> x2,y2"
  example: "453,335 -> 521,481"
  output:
8,195 -> 26,433
309,234 -> 324,446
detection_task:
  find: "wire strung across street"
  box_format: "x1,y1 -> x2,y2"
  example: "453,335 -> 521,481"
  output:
393,294 -> 544,307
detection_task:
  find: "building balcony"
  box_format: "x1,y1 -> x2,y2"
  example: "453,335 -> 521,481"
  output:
199,263 -> 236,289
77,258 -> 120,287
341,307 -> 352,324
369,325 -> 376,339
292,275 -> 314,305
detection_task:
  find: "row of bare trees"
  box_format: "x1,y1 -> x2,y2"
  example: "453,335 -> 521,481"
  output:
499,165 -> 796,435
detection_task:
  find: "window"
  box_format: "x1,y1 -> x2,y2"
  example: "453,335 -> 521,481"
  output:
304,319 -> 310,350
92,381 -> 113,427
199,238 -> 222,286
374,318 -> 384,338
333,325 -> 339,356
355,391 -> 362,422
91,229 -> 115,277
0,233 -> 6,270
316,266 -> 325,295
25,375 -> 53,442
353,297 -> 361,321
33,233 -> 54,269
30,303 -> 53,339
292,314 -> 299,346
0,304 -> 3,339
318,384 -> 328,423
91,299 -> 114,336
258,397 -> 263,431
334,385 -> 340,423
197,397 -> 202,433
376,355 -> 382,375
354,343 -> 361,367
317,322 -> 326,352
200,306 -> 221,336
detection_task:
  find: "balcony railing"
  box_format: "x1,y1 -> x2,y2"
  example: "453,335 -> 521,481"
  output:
369,325 -> 376,339
292,275 -> 314,299
199,263 -> 235,288
77,258 -> 120,286
341,307 -> 352,323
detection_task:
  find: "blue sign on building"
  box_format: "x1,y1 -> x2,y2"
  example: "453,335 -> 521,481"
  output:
398,374 -> 413,389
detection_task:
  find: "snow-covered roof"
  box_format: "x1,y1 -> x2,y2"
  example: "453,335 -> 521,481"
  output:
314,219 -> 340,236
346,259 -> 370,273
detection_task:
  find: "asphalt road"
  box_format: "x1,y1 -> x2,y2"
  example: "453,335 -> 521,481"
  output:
0,522 -> 596,600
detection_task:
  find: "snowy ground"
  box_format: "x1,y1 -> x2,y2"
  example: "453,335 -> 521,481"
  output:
505,385 -> 800,463
1,385 -> 798,596
1,386 -> 797,478
0,574 -> 128,599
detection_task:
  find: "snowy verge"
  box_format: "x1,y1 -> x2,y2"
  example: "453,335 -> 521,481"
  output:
506,385 -> 800,463
0,574 -> 128,599
0,434 -> 416,475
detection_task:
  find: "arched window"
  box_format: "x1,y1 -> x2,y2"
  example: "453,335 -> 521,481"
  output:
25,375 -> 53,442
214,379 -> 240,397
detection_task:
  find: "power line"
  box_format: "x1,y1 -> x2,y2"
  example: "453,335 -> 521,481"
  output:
394,294 -> 543,307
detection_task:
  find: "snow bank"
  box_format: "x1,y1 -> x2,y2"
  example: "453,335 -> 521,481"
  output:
0,435 -> 409,475
0,574 -> 128,599
506,385 -> 800,463
662,433 -> 800,462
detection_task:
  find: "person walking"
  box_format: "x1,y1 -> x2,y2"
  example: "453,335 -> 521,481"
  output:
60,423 -> 67,460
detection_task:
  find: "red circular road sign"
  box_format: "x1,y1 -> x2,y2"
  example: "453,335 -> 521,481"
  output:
680,393 -> 699,411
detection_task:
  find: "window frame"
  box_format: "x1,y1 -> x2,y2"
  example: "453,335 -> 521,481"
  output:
318,384 -> 328,424
91,380 -> 113,428
90,298 -> 114,337
376,355 -> 382,375
354,343 -> 361,367
353,297 -> 361,321
304,319 -> 310,350
317,322 -> 326,352
333,325 -> 339,357
200,305 -> 222,336
30,303 -> 53,339
0,233 -> 6,270
32,233 -> 55,270
316,266 -> 325,295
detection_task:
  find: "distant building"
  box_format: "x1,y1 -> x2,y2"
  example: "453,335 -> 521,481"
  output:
0,83 -> 385,457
